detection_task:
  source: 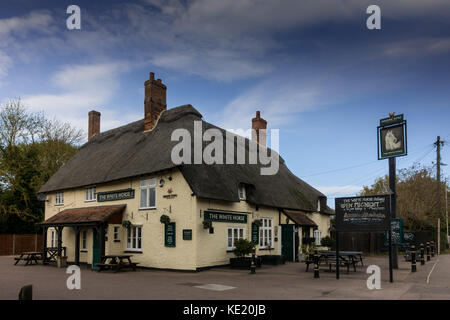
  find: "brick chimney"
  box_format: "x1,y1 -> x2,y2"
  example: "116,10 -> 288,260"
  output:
88,110 -> 101,141
251,111 -> 267,146
144,72 -> 167,131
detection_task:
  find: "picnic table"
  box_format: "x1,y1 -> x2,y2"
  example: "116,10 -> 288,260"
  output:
305,251 -> 364,274
319,251 -> 364,272
14,252 -> 43,266
96,255 -> 139,273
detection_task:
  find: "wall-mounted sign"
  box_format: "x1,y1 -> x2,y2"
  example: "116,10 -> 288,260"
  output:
164,222 -> 176,247
335,195 -> 391,232
182,229 -> 192,240
384,218 -> 403,245
251,222 -> 259,244
377,115 -> 407,159
97,189 -> 135,202
204,211 -> 247,223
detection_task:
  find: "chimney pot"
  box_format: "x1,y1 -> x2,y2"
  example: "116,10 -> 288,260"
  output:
88,110 -> 101,141
144,72 -> 167,131
251,110 -> 267,146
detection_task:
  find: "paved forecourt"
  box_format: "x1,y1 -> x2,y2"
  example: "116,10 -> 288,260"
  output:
0,254 -> 449,300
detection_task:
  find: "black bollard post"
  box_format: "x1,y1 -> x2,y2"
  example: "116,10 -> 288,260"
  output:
250,249 -> 256,274
18,285 -> 32,300
426,241 -> 431,261
431,241 -> 435,257
410,245 -> 416,272
313,250 -> 320,279
420,243 -> 425,265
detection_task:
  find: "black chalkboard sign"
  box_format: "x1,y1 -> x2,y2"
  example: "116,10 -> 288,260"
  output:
384,218 -> 403,245
251,223 -> 259,245
182,229 -> 192,240
165,222 -> 176,247
335,195 -> 391,232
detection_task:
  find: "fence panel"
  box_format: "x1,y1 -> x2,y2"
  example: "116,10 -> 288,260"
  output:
0,234 -> 43,255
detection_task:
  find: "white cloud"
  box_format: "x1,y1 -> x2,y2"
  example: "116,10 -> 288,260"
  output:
317,185 -> 363,197
0,11 -> 53,36
21,63 -> 136,137
382,37 -> 450,58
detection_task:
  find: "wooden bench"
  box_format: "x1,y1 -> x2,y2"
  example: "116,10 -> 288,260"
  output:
14,252 -> 43,266
96,255 -> 139,272
325,255 -> 351,274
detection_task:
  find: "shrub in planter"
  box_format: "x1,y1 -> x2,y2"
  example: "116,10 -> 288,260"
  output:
230,239 -> 260,269
321,235 -> 335,248
233,239 -> 255,257
160,214 -> 171,224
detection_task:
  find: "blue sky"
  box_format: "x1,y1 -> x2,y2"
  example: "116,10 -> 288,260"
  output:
0,0 -> 449,207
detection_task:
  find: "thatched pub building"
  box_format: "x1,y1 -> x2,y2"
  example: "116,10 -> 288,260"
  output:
39,72 -> 332,271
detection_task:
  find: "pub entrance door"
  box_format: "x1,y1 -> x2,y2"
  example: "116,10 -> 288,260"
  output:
281,225 -> 298,262
92,228 -> 100,270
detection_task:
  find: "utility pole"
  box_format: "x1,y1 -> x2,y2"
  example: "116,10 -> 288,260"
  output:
446,182 -> 449,249
435,136 -> 444,255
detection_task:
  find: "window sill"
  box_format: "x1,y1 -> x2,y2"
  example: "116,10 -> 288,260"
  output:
84,200 -> 96,203
114,240 -> 120,243
138,207 -> 156,211
258,247 -> 275,251
54,204 -> 64,206
80,250 -> 87,253
124,250 -> 142,254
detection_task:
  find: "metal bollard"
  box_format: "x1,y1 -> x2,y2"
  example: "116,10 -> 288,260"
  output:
426,241 -> 431,261
250,249 -> 256,274
431,241 -> 435,257
420,243 -> 425,265
411,245 -> 416,272
313,250 -> 320,279
18,285 -> 32,300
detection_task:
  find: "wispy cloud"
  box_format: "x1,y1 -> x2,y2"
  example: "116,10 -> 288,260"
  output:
21,62 -> 139,137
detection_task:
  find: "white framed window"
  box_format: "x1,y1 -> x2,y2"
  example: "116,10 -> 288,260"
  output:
113,226 -> 120,242
55,192 -> 64,205
85,187 -> 96,202
50,229 -> 58,247
227,227 -> 245,250
140,178 -> 156,209
314,229 -> 322,246
259,218 -> 273,248
81,230 -> 87,251
238,185 -> 246,201
317,199 -> 321,212
126,226 -> 142,251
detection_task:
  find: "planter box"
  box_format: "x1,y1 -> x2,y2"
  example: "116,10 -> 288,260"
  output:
56,256 -> 67,268
229,257 -> 262,270
260,255 -> 285,265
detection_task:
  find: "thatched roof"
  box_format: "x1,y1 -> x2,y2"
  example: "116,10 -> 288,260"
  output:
41,205 -> 126,226
39,105 -> 332,213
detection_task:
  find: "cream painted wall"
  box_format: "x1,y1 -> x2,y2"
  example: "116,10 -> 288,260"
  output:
195,198 -> 281,268
44,168 -> 198,270
43,167 -> 330,270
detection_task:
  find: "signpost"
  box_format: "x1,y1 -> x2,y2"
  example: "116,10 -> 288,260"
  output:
377,113 -> 407,270
335,195 -> 393,282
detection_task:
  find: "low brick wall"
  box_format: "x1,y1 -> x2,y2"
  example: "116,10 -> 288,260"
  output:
0,234 -> 43,255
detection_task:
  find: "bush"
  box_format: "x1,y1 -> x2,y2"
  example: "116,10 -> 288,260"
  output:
321,235 -> 335,247
233,239 -> 255,257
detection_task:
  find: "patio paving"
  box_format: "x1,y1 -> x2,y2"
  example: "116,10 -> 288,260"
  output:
0,254 -> 449,300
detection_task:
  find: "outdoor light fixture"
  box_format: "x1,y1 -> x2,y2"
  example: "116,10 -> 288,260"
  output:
159,179 -> 165,187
